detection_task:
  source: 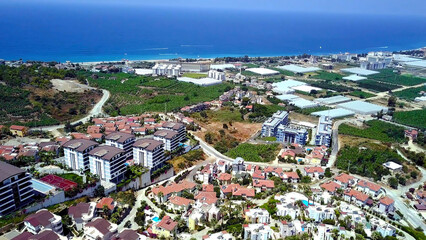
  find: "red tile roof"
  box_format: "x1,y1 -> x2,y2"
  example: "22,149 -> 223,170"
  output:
96,197 -> 115,210
252,179 -> 275,188
156,216 -> 177,232
281,171 -> 299,179
152,180 -> 196,196
218,173 -> 232,181
344,189 -> 369,202
334,173 -> 354,184
379,196 -> 394,206
320,181 -> 341,193
10,125 -> 27,131
195,191 -> 218,205
357,180 -> 382,192
304,167 -> 324,173
169,196 -> 193,206
202,184 -> 215,192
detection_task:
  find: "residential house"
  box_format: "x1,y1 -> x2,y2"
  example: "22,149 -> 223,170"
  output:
9,125 -> 28,137
404,129 -> 418,140
356,180 -> 383,197
344,189 -> 370,207
68,202 -> 96,231
320,181 -> 341,195
244,208 -> 270,224
279,221 -> 297,238
217,173 -> 232,185
252,179 -> 274,193
333,173 -> 355,188
280,172 -> 299,183
0,161 -> 33,216
306,206 -> 335,222
243,223 -> 272,240
168,196 -> 193,212
378,196 -> 395,213
84,217 -> 118,240
113,229 -> 144,240
151,216 -> 178,239
63,139 -> 99,171
194,191 -> 218,206
96,197 -> 116,215
27,230 -> 67,240
24,209 -> 63,235
89,146 -> 127,183
304,167 -> 324,179
232,157 -> 245,174
152,181 -> 196,203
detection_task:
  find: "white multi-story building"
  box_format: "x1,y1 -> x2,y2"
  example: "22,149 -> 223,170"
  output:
105,132 -> 135,158
244,208 -> 270,224
159,122 -> 186,142
315,116 -> 332,147
63,139 -> 99,171
84,217 -> 118,240
24,209 -> 63,234
68,202 -> 96,231
152,63 -> 181,77
154,129 -> 179,152
243,223 -> 272,240
261,111 -> 289,137
0,161 -> 33,216
89,146 -> 127,183
208,70 -> 226,81
306,205 -> 335,222
133,138 -> 166,170
203,231 -> 234,240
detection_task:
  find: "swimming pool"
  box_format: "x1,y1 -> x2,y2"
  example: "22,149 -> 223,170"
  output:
31,179 -> 55,194
152,216 -> 160,223
301,200 -> 313,207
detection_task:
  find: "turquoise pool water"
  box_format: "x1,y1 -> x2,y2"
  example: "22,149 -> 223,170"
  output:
301,200 -> 313,207
31,179 -> 55,193
152,216 -> 160,223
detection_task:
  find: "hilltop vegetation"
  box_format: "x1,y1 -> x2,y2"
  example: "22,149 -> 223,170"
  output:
85,72 -> 232,116
339,120 -> 405,143
0,65 -> 101,126
225,143 -> 280,162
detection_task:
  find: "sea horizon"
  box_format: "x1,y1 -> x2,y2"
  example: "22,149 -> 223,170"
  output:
1,3 -> 425,63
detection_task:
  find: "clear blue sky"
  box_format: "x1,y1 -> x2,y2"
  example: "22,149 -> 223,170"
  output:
5,0 -> 426,17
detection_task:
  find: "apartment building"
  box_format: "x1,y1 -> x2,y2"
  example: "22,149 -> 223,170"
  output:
105,132 -> 135,158
276,125 -> 308,145
84,217 -> 118,240
152,63 -> 181,77
315,116 -> 332,147
261,111 -> 289,137
154,130 -> 179,152
133,138 -> 166,170
208,70 -> 226,81
63,139 -> 99,171
159,122 -> 186,142
244,208 -> 270,224
0,161 -> 33,216
24,209 -> 63,234
88,146 -> 127,183
243,223 -> 272,240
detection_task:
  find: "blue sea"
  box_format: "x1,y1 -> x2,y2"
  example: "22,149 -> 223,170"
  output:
0,2 -> 425,62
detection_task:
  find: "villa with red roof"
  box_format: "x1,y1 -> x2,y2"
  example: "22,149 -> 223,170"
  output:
343,189 -> 370,206
168,196 -> 194,212
152,180 -> 197,203
96,197 -> 116,214
252,179 -> 275,192
195,192 -> 218,205
333,173 -> 356,188
304,167 -> 324,179
151,216 -> 178,238
280,172 -> 300,183
217,173 -> 232,184
320,181 -> 341,195
378,196 -> 395,213
24,209 -> 63,235
356,180 -> 383,197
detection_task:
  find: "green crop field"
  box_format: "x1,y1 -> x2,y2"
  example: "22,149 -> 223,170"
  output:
271,68 -> 295,76
339,120 -> 405,143
225,143 -> 279,162
348,90 -> 375,99
357,80 -> 401,92
295,106 -> 331,115
182,72 -> 207,79
309,71 -> 344,81
367,69 -> 426,86
393,109 -> 426,129
393,86 -> 426,101
86,72 -> 232,116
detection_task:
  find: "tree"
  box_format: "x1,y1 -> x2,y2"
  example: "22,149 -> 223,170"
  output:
94,185 -> 105,197
204,132 -> 214,144
388,177 -> 398,189
372,231 -> 383,240
324,167 -> 332,178
388,96 -> 397,107
159,210 -> 166,219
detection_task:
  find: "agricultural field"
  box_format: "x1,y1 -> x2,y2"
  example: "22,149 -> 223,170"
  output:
85,72 -> 233,115
271,68 -> 295,76
295,106 -> 331,115
310,81 -> 355,92
309,71 -> 344,81
393,109 -> 426,129
225,143 -> 279,162
392,86 -> 426,101
348,90 -> 375,99
182,72 -> 207,79
339,120 -> 406,143
243,63 -> 259,68
367,69 -> 426,86
357,80 -> 401,92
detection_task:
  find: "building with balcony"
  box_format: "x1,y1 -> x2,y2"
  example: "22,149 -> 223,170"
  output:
159,122 -> 186,142
63,139 -> 99,171
105,132 -> 135,158
154,130 -> 179,152
68,202 -> 96,231
84,217 -> 117,240
0,161 -> 33,216
89,146 -> 127,183
24,209 -> 63,235
133,138 -> 166,170
261,111 -> 289,137
315,116 -> 332,147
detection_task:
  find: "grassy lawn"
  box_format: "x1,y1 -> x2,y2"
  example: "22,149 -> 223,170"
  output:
367,69 -> 426,86
260,136 -> 277,141
225,143 -> 279,162
85,72 -> 232,115
357,80 -> 401,92
393,109 -> 426,129
243,63 -> 259,68
57,173 -> 84,186
295,106 -> 331,115
393,86 -> 426,101
182,72 -> 207,79
348,90 -> 376,99
339,120 -> 406,143
309,71 -> 344,81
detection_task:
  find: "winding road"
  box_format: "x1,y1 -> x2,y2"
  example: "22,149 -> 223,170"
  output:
31,89 -> 110,132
